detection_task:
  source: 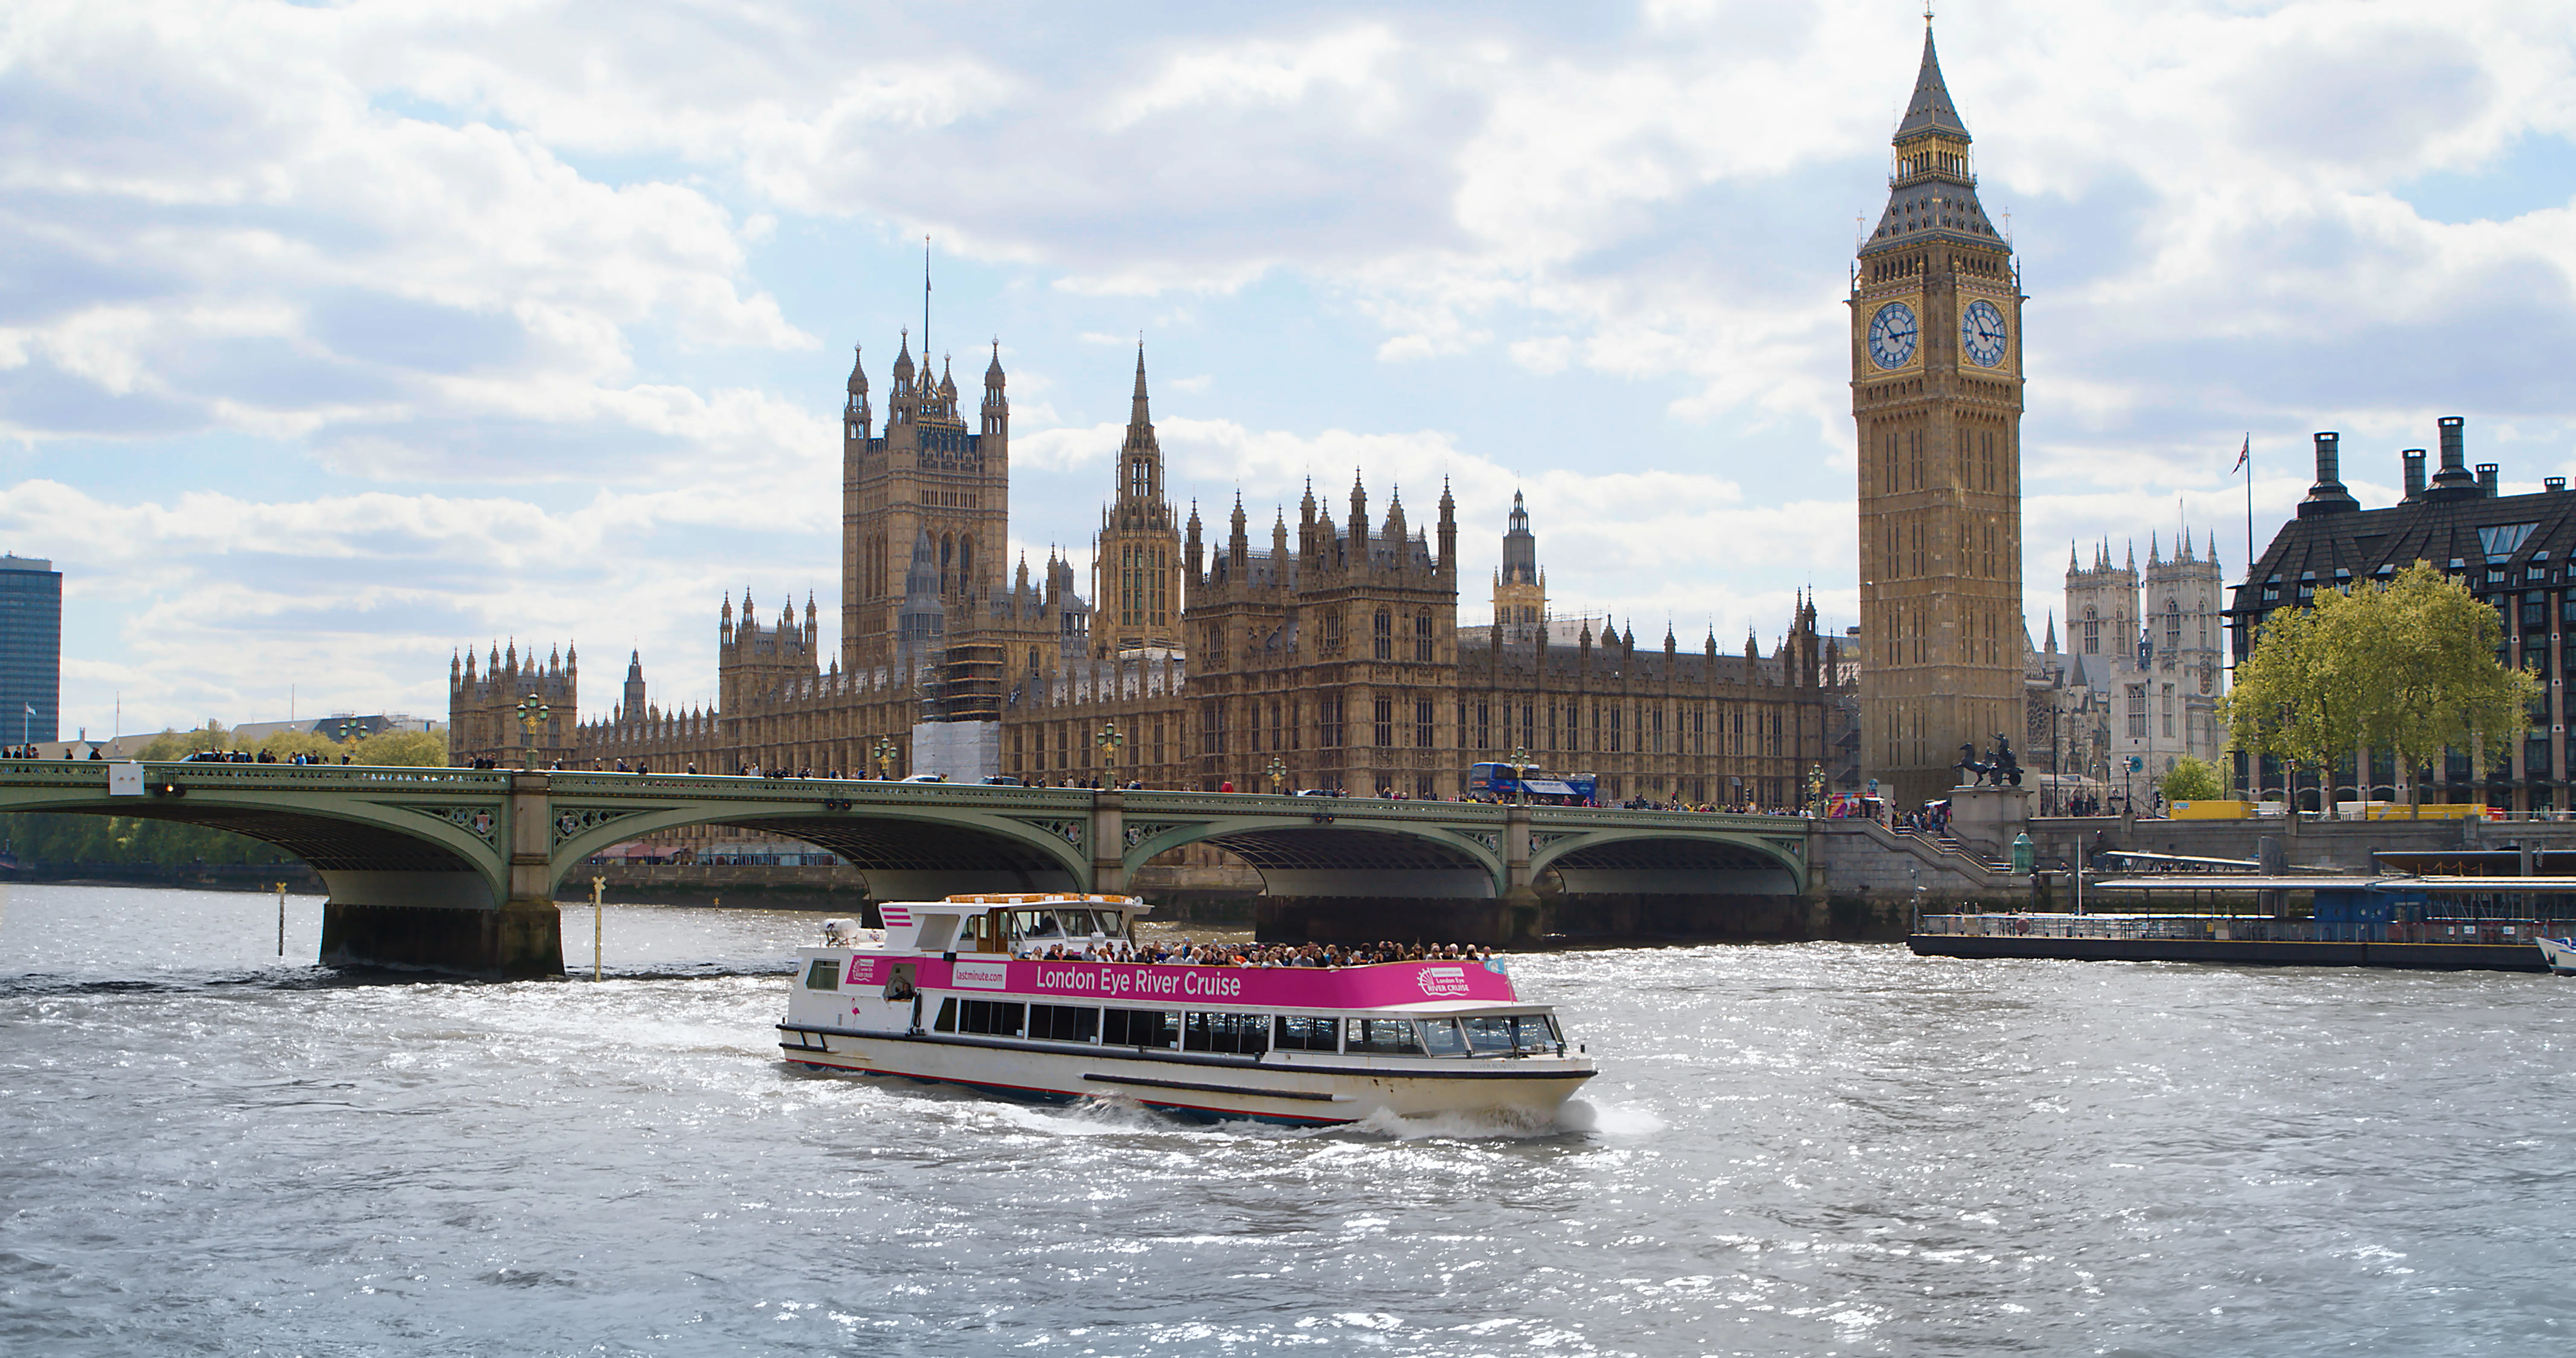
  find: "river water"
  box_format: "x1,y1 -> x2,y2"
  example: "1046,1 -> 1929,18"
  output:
2,883 -> 2571,1356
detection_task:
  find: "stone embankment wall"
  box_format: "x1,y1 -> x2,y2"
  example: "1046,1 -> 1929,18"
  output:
1807,821 -> 2035,939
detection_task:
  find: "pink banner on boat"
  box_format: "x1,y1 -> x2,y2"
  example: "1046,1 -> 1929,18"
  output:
909,957 -> 1521,1008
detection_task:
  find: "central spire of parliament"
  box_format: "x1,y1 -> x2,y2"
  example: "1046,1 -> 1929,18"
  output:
1851,18 -> 2028,809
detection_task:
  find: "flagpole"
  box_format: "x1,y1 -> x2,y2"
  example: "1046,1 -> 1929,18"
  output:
2243,433 -> 2254,576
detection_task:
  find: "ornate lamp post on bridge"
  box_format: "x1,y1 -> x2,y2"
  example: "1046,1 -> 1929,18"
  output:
515,694 -> 550,772
871,737 -> 896,780
1096,720 -> 1125,786
1508,745 -> 1532,805
1264,756 -> 1287,795
1809,763 -> 1825,819
334,718 -> 363,763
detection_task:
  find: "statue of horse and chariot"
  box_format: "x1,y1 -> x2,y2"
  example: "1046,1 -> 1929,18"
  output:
1955,735 -> 2023,788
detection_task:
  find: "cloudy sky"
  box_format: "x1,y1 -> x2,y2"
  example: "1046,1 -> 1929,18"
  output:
4,0 -> 2573,738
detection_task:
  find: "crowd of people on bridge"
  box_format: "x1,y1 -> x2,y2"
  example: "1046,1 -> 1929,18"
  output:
1027,938 -> 1500,968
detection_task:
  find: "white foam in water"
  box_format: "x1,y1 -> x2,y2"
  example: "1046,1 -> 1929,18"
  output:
1333,1103 -> 1575,1141
1558,1097 -> 1665,1137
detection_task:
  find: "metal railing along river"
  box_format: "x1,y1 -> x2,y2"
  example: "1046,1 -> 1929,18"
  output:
1918,913 -> 2576,944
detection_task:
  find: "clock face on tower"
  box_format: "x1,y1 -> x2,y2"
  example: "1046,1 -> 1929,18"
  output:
1867,301 -> 1918,370
1961,298 -> 2008,368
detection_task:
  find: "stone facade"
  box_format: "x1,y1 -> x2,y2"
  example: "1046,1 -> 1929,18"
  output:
2040,534 -> 2228,802
453,326 -> 1851,814
448,640 -> 577,767
1852,24 -> 2028,811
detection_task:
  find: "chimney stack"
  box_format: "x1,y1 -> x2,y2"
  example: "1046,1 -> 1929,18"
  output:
2298,432 -> 2359,517
2402,449 -> 2427,499
2425,416 -> 2481,501
2478,463 -> 2500,498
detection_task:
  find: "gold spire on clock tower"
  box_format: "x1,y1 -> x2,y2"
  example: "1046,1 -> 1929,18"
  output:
1851,18 -> 2026,810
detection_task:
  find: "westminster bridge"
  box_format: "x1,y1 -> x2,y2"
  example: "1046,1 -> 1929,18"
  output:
0,762 -> 1810,977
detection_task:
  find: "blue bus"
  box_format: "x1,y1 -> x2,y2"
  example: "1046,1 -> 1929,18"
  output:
1467,763 -> 1597,805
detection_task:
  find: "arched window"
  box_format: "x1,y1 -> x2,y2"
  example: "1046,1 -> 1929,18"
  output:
1413,613 -> 1433,662
1373,609 -> 1393,661
939,535 -> 954,594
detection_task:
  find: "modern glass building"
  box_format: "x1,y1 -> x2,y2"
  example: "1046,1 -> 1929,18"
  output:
0,553 -> 62,744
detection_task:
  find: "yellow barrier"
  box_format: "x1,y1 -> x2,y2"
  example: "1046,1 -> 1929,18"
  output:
2169,800 -> 2250,820
2364,802 -> 2489,820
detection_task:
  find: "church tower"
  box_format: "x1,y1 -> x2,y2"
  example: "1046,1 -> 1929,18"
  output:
1492,491 -> 1547,642
1852,19 -> 2026,808
1091,346 -> 1185,658
841,331 -> 1011,670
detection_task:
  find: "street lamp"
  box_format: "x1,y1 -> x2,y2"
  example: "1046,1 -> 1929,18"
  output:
1808,763 -> 1825,818
872,737 -> 896,780
515,694 -> 550,771
1509,744 -> 1531,805
334,718 -> 363,763
1264,756 -> 1287,794
1096,720 -> 1125,785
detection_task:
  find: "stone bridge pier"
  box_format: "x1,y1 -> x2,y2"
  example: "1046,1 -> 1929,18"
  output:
320,771 -> 568,980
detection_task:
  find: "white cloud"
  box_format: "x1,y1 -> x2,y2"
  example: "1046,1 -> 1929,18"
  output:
9,0 -> 2576,736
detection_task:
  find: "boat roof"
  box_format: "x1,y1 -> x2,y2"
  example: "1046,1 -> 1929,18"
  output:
938,892 -> 1149,909
2090,875 -> 2576,893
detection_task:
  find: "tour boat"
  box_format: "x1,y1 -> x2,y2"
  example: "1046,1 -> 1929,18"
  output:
2540,936 -> 2576,976
776,893 -> 1595,1125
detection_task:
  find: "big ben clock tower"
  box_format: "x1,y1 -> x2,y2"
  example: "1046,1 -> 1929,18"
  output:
1853,20 -> 2025,810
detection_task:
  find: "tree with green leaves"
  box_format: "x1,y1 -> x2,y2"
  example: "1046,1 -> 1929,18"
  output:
2226,589 -> 2365,816
2350,562 -> 2540,813
136,722 -> 239,761
352,729 -> 446,766
2158,755 -> 2224,805
2225,562 -> 2535,816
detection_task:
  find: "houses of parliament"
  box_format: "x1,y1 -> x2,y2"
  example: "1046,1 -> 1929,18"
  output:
447,25 -> 2066,811
449,327 -> 1846,805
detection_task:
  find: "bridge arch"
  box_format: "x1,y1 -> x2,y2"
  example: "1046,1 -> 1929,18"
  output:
0,773 -> 512,907
547,800 -> 1091,899
1122,814 -> 1507,899
1529,827 -> 1805,896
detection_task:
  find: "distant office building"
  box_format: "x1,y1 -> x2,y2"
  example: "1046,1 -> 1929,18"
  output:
2229,418 -> 2576,811
0,553 -> 61,744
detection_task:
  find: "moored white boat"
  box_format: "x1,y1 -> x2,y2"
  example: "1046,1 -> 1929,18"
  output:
2539,936 -> 2576,976
777,893 -> 1595,1124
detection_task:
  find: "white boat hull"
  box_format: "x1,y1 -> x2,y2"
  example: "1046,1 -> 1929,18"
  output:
778,1025 -> 1594,1125
2540,936 -> 2576,976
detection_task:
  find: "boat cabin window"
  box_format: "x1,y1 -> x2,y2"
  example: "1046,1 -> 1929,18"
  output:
803,959 -> 840,991
1183,1012 -> 1269,1055
934,997 -> 1025,1038
1001,907 -> 1124,942
1461,1016 -> 1515,1055
1103,1007 -> 1179,1049
1028,1004 -> 1100,1043
1345,1017 -> 1426,1056
1273,1015 -> 1338,1052
1510,1014 -> 1560,1052
1415,1018 -> 1469,1057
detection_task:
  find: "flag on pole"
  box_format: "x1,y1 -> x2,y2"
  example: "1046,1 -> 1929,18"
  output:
2232,435 -> 2249,474
21,703 -> 30,716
